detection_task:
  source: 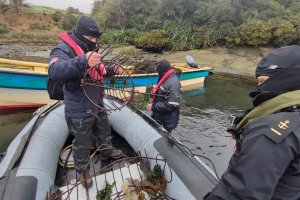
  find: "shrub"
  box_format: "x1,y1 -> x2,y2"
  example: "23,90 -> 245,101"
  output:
144,17 -> 163,31
61,14 -> 78,30
163,20 -> 194,50
190,27 -> 208,49
100,29 -> 141,45
268,19 -> 297,47
209,23 -> 240,47
0,23 -> 8,34
134,29 -> 171,53
119,46 -> 137,56
29,22 -> 51,30
127,14 -> 146,31
52,11 -> 63,22
100,30 -> 126,44
239,19 -> 272,46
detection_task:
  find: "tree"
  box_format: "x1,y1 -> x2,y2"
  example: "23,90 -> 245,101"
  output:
92,0 -> 156,30
12,0 -> 21,12
135,29 -> 171,53
194,0 -> 235,26
239,19 -> 272,46
163,20 -> 194,50
159,0 -> 196,20
0,0 -> 23,13
209,23 -> 240,47
269,19 -> 296,47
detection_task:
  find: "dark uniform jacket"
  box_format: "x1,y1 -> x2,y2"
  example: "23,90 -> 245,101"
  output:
205,108 -> 300,199
152,73 -> 181,132
48,31 -> 114,117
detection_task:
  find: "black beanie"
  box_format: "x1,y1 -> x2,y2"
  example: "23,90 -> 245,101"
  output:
250,45 -> 300,106
255,45 -> 300,77
156,59 -> 171,74
75,16 -> 101,38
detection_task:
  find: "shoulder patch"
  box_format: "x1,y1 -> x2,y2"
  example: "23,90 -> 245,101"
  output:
265,112 -> 300,143
49,57 -> 59,66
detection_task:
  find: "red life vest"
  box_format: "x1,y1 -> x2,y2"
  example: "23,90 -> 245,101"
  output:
149,69 -> 176,103
58,32 -> 106,80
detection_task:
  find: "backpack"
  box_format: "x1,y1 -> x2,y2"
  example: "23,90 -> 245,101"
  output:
47,78 -> 64,100
46,32 -> 84,101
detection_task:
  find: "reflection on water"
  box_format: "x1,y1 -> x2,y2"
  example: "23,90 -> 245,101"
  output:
175,73 -> 256,175
0,73 -> 256,175
0,109 -> 35,152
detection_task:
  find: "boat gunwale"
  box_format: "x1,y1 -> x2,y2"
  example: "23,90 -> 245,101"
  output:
0,68 -> 48,76
0,66 -> 211,77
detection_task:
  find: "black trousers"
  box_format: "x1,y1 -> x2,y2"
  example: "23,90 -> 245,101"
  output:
65,112 -> 111,172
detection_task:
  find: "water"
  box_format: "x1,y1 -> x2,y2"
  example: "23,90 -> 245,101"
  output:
0,109 -> 36,152
0,73 -> 256,176
175,73 -> 255,175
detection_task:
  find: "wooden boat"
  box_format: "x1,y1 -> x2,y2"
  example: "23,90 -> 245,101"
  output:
0,58 -> 211,109
0,101 -> 218,200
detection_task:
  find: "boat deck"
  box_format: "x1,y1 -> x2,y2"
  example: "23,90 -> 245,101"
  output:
50,131 -> 170,200
59,163 -> 147,200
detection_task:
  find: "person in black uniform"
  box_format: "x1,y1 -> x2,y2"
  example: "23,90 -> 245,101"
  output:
147,60 -> 181,133
205,45 -> 300,199
48,16 -> 123,188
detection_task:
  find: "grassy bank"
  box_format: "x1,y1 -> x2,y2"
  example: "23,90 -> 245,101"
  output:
0,5 -> 71,45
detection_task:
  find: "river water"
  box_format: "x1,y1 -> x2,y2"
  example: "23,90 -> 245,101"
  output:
0,73 -> 256,176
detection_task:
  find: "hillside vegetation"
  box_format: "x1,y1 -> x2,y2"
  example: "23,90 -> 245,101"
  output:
0,0 -> 299,53
0,3 -> 82,45
92,0 -> 300,52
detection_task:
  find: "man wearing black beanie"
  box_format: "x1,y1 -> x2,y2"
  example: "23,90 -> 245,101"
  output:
48,16 -> 123,188
147,59 -> 181,133
205,45 -> 300,199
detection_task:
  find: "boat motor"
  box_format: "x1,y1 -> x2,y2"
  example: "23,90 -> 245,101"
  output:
185,55 -> 200,68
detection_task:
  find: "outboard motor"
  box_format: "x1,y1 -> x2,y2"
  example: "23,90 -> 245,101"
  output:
185,55 -> 200,68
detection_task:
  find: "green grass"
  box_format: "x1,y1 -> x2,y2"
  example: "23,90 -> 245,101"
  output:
22,5 -> 62,14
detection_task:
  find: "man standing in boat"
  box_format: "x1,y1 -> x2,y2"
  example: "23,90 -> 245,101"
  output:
48,16 -> 123,188
147,59 -> 181,133
205,45 -> 300,199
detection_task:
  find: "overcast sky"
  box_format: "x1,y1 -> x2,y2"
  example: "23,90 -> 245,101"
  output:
25,0 -> 94,13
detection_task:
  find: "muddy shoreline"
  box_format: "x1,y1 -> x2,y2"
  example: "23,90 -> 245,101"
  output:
0,44 -> 273,78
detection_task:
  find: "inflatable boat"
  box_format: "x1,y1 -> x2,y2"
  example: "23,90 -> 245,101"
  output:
0,101 -> 218,200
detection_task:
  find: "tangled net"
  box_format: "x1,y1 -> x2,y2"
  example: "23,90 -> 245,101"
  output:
47,146 -> 175,200
81,60 -> 135,113
79,44 -> 141,113
81,45 -> 182,113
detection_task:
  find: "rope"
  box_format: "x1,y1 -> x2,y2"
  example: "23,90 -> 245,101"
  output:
58,145 -> 74,168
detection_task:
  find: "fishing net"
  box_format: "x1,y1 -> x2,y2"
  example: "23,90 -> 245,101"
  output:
81,60 -> 135,113
47,147 -> 174,200
81,46 -> 182,113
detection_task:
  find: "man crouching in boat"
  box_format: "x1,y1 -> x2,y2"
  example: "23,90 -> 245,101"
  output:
48,16 -> 123,188
205,45 -> 300,199
147,59 -> 181,133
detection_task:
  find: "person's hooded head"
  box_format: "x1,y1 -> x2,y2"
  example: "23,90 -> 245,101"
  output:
250,45 -> 300,106
74,16 -> 101,52
156,59 -> 171,74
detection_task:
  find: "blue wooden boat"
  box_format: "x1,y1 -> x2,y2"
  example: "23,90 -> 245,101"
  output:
0,58 -> 211,109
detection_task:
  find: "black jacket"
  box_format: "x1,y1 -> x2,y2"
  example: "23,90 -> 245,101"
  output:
152,73 -> 181,132
48,31 -> 114,117
205,109 -> 300,199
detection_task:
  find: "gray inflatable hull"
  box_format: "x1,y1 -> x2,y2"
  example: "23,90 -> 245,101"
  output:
0,102 -> 217,200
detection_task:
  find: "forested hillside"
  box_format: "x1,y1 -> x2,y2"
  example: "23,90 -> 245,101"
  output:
92,0 -> 300,52
1,0 -> 300,52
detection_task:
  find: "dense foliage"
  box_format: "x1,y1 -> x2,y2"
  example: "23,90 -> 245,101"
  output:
92,0 -> 300,52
